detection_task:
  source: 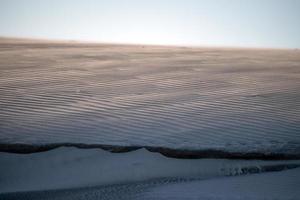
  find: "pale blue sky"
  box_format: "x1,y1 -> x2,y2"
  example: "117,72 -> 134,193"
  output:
0,0 -> 300,48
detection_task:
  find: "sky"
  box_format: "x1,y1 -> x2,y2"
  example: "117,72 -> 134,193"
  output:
0,0 -> 300,48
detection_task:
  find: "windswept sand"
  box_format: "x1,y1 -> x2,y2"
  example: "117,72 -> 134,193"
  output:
0,38 -> 300,155
0,38 -> 300,199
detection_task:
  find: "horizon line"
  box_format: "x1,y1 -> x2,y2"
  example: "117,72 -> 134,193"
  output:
0,35 -> 297,51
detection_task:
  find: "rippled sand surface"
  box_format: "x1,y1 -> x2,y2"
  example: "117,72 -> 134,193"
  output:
0,38 -> 300,155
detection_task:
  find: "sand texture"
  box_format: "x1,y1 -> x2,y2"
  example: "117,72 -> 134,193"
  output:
0,38 -> 300,156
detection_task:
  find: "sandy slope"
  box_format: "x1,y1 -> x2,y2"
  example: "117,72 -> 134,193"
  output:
0,147 -> 299,199
2,169 -> 300,200
144,168 -> 300,200
0,38 -> 300,156
0,147 -> 299,194
0,38 -> 300,199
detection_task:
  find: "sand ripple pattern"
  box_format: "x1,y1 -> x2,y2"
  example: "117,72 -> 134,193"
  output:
0,39 -> 300,155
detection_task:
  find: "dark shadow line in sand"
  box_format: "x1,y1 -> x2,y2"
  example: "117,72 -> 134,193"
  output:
0,143 -> 299,160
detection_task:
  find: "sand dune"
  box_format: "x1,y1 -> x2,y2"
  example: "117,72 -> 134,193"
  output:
0,147 -> 299,199
1,38 -> 300,199
1,38 -> 300,156
0,147 -> 299,192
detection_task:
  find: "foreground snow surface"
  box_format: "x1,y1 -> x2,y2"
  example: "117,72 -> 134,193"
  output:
0,147 -> 299,199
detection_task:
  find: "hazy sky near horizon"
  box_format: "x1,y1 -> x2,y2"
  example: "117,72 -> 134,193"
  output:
0,0 -> 300,48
